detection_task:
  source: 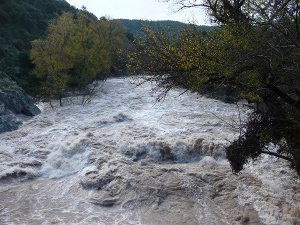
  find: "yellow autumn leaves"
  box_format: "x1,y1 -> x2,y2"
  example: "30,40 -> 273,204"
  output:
128,22 -> 265,101
30,12 -> 125,104
128,24 -> 218,90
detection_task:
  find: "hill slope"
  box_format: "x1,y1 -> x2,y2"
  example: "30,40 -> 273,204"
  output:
119,19 -> 212,39
0,0 -> 77,94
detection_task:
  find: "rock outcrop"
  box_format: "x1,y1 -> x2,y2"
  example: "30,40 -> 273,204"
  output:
0,72 -> 41,133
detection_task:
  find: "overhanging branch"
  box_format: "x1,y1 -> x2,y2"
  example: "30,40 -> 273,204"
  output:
261,150 -> 294,163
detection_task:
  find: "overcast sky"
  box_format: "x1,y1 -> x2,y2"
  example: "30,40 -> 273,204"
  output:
66,0 -> 209,25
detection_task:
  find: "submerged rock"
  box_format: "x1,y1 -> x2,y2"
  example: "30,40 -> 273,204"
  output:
0,72 -> 40,133
88,190 -> 118,206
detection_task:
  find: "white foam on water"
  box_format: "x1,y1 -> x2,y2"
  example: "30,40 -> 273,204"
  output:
0,77 -> 298,225
0,165 -> 38,180
40,139 -> 91,179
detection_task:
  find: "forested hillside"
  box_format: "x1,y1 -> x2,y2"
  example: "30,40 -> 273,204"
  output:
119,19 -> 212,39
0,0 -> 77,94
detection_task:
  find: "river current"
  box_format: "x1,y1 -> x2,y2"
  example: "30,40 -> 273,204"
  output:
0,77 -> 299,224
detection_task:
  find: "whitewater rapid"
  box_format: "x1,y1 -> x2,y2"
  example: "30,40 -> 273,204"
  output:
0,77 -> 299,225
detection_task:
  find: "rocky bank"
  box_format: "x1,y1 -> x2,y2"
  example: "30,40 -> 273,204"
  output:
0,72 -> 40,133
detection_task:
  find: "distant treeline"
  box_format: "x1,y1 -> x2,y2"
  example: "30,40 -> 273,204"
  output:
119,19 -> 212,40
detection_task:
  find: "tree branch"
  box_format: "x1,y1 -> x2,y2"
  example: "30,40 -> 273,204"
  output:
261,150 -> 294,163
266,83 -> 300,110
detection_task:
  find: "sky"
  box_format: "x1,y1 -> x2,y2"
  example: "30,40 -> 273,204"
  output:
66,0 -> 210,25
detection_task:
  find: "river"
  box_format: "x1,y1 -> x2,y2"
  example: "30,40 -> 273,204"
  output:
0,77 -> 299,224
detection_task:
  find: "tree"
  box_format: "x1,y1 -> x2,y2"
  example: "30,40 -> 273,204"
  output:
0,0 -> 77,95
30,12 -> 75,106
130,0 -> 300,175
31,11 -> 126,106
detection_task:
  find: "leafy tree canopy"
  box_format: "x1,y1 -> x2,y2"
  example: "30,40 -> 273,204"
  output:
129,0 -> 300,175
30,11 -> 126,106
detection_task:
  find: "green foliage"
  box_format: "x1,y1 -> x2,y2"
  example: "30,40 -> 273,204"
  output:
119,19 -> 212,40
226,113 -> 299,174
30,12 -> 126,105
130,0 -> 300,175
0,0 -> 77,94
128,23 -> 216,97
